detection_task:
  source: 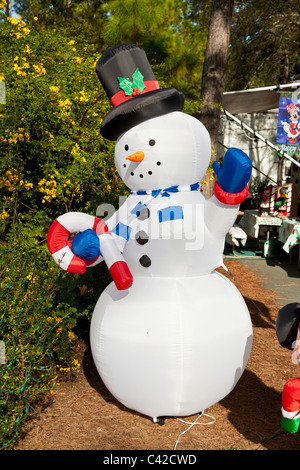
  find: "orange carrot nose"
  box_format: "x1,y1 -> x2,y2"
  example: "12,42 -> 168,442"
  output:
126,151 -> 145,162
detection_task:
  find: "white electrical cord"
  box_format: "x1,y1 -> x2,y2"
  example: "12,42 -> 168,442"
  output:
173,411 -> 216,450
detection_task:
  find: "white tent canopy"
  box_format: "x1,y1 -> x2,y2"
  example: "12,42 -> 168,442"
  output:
222,82 -> 300,114
221,82 -> 300,168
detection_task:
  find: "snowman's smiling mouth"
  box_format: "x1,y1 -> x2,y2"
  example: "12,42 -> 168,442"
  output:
123,160 -> 161,179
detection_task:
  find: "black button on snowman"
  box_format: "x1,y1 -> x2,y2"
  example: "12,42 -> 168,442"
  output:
47,43 -> 253,422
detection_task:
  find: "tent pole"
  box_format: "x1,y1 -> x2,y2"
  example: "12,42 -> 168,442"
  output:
223,109 -> 300,168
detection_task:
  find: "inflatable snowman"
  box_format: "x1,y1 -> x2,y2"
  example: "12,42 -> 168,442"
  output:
47,44 -> 253,422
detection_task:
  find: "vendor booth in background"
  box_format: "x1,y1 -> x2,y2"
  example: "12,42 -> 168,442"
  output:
258,183 -> 300,219
222,83 -> 300,262
237,182 -> 300,260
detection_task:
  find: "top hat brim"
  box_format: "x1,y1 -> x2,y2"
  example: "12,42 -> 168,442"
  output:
276,303 -> 300,349
100,87 -> 185,141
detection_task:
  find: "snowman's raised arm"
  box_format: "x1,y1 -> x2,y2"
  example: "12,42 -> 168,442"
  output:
204,148 -> 252,237
204,195 -> 240,239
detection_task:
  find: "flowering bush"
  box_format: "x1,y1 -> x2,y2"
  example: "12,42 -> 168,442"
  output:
0,8 -> 126,447
0,11 -> 127,244
0,4 -> 209,447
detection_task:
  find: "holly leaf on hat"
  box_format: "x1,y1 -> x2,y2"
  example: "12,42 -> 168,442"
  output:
132,68 -> 146,93
118,77 -> 134,96
118,68 -> 146,97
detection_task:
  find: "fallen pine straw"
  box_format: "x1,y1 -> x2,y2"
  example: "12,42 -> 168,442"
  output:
14,260 -> 300,451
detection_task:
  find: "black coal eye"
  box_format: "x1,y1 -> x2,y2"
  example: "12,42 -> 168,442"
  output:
149,139 -> 155,146
125,144 -> 129,151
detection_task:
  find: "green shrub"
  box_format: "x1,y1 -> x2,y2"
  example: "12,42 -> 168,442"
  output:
0,13 -> 124,448
0,10 -> 205,448
0,233 -> 113,448
0,14 -> 127,237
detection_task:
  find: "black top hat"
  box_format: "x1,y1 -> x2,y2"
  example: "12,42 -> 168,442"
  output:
276,303 -> 300,349
95,43 -> 185,141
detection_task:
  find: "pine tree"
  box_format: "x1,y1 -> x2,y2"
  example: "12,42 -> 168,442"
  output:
102,0 -> 210,94
197,0 -> 234,153
226,0 -> 300,90
102,0 -> 180,57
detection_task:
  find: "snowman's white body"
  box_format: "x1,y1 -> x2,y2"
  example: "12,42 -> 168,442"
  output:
90,112 -> 253,420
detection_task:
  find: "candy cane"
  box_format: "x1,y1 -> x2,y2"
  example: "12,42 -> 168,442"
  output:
47,212 -> 133,290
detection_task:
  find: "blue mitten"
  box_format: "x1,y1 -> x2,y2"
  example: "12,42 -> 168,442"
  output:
212,148 -> 252,194
72,229 -> 100,261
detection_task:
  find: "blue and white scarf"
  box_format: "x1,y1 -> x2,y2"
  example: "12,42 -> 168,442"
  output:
129,183 -> 200,198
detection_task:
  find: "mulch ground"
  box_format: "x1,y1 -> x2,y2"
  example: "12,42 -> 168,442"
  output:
14,259 -> 300,451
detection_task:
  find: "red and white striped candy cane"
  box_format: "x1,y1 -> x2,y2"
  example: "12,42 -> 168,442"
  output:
47,212 -> 133,290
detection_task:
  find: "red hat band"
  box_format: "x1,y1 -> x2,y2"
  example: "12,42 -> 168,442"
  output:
111,79 -> 160,108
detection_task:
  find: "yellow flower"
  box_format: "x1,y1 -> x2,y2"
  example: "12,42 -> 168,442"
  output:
13,63 -> 27,77
0,210 -> 9,220
58,98 -> 72,108
22,60 -> 30,69
67,40 -> 75,45
32,64 -> 46,76
68,331 -> 75,341
38,176 -> 57,202
33,16 -> 38,21
49,85 -> 60,93
73,57 -> 82,64
11,31 -> 22,39
79,90 -> 89,102
45,130 -> 54,142
24,45 -> 32,55
71,143 -> 80,156
7,17 -> 19,25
